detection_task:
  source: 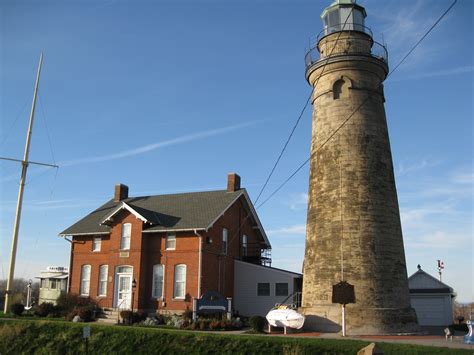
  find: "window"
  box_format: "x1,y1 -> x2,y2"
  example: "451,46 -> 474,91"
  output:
242,235 -> 248,256
222,228 -> 228,255
152,264 -> 164,299
275,283 -> 289,296
166,233 -> 176,250
173,264 -> 186,299
50,279 -> 57,289
121,223 -> 131,250
40,279 -> 47,289
92,237 -> 101,252
98,265 -> 108,296
117,266 -> 132,273
80,265 -> 91,296
257,282 -> 270,296
333,77 -> 351,100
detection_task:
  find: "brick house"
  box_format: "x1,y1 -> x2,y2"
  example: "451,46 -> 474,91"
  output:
60,173 -> 276,313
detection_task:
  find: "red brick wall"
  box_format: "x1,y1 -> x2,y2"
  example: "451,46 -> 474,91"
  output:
70,211 -> 144,309
201,196 -> 263,298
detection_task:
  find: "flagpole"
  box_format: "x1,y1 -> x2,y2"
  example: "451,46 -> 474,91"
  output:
3,53 -> 43,313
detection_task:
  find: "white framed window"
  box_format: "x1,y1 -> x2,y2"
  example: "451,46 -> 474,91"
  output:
166,233 -> 176,250
80,265 -> 91,296
92,237 -> 101,252
222,228 -> 228,255
152,264 -> 164,299
173,264 -> 186,299
121,223 -> 131,250
50,279 -> 57,289
242,235 -> 248,256
40,279 -> 48,289
98,265 -> 108,296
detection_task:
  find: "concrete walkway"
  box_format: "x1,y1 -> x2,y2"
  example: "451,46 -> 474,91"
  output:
267,329 -> 473,350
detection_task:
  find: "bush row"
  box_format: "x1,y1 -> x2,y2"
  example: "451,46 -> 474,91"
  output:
10,294 -> 98,322
1,320 -> 469,355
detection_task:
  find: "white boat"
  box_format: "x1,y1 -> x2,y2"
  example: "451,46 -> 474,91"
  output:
266,306 -> 305,330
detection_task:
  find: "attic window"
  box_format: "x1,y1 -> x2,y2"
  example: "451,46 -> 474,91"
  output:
121,223 -> 131,250
92,237 -> 101,252
166,233 -> 176,250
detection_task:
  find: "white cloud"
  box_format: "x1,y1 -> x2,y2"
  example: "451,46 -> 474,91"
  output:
391,65 -> 474,82
396,158 -> 441,176
0,121 -> 261,183
451,171 -> 474,185
405,230 -> 471,250
61,121 -> 260,167
288,192 -> 308,211
267,224 -> 306,236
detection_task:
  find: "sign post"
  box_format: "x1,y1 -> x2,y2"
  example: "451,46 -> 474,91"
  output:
332,281 -> 355,337
83,326 -> 91,354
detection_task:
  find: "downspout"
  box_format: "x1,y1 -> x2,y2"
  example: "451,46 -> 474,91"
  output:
194,229 -> 203,298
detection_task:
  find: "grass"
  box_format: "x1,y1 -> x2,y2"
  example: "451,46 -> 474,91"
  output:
0,319 -> 470,355
0,311 -> 64,321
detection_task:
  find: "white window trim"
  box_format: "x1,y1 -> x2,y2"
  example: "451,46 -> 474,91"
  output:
121,223 -> 131,250
98,265 -> 108,297
80,265 -> 91,296
173,264 -> 186,300
92,237 -> 101,252
166,233 -> 176,251
152,264 -> 165,299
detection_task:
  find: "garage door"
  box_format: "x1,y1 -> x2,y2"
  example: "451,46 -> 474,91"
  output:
411,297 -> 446,326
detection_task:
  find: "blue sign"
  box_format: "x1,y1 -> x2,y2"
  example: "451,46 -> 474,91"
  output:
196,291 -> 228,314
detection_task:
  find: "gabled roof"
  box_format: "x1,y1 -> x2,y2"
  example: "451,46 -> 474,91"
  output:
59,189 -> 270,247
408,268 -> 454,294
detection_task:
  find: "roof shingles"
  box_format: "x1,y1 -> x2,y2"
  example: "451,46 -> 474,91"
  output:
60,189 -> 243,236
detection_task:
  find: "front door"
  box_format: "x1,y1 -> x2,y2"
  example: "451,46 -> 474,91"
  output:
117,275 -> 132,309
114,266 -> 133,309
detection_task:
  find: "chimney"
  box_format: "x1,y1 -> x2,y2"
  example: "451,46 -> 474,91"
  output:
227,173 -> 241,192
114,183 -> 129,201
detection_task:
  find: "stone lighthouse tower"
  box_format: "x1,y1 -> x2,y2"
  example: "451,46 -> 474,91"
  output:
301,0 -> 418,334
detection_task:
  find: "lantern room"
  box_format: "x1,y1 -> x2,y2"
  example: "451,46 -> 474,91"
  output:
321,0 -> 367,36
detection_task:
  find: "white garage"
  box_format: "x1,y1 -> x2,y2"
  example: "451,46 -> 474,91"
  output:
408,266 -> 455,326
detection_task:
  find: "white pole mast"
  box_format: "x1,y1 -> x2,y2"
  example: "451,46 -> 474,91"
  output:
3,53 -> 43,313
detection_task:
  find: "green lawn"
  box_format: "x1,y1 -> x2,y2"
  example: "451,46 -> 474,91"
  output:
0,319 -> 469,355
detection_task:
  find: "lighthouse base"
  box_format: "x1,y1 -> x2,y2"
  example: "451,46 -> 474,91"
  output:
301,305 -> 419,335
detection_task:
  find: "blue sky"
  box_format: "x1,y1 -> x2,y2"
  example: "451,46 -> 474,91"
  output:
1,0 -> 472,302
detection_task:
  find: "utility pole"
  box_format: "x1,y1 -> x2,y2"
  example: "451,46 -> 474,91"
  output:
2,53 -> 58,313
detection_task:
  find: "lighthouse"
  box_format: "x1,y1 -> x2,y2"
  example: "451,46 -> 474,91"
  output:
301,0 -> 418,334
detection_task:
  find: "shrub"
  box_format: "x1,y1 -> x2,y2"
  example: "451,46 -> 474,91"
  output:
56,294 -> 97,315
198,320 -> 208,330
120,310 -> 133,324
77,307 -> 94,322
450,323 -> 468,332
65,310 -> 78,322
249,316 -> 266,332
10,303 -> 25,316
183,309 -> 193,321
209,320 -> 221,330
136,311 -> 148,322
155,314 -> 166,325
34,302 -> 55,317
231,318 -> 243,330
